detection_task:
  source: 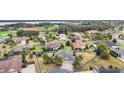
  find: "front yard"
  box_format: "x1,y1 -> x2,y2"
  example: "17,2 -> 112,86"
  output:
34,55 -> 58,73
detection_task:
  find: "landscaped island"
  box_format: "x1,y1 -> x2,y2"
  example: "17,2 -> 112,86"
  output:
0,20 -> 124,73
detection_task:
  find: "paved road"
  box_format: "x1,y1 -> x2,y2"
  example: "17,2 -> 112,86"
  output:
21,64 -> 35,73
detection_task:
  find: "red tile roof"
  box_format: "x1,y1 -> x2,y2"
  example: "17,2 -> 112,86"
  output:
73,40 -> 84,49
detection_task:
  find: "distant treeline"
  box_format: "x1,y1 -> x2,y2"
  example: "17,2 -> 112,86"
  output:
0,23 -> 61,28
0,22 -> 114,33
17,30 -> 39,37
56,23 -> 114,33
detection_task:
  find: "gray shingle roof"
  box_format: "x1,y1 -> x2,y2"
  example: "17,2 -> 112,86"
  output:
94,41 -> 117,48
105,41 -> 116,47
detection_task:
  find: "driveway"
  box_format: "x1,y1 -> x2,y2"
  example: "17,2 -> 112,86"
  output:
21,64 -> 35,73
61,61 -> 74,71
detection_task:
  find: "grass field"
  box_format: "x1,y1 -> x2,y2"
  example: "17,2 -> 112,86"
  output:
0,31 -> 17,37
79,54 -> 124,71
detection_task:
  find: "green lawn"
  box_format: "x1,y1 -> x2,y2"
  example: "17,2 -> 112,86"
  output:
34,44 -> 43,52
64,46 -> 72,51
119,41 -> 124,49
0,31 -> 17,37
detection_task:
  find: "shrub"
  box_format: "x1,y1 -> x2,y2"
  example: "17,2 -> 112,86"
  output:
3,53 -> 8,57
89,66 -> 93,70
109,65 -> 113,69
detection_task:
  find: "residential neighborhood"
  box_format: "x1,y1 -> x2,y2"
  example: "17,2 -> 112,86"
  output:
0,20 -> 124,73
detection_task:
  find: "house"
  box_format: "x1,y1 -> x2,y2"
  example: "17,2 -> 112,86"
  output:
0,38 -> 5,43
110,48 -> 124,62
13,37 -> 29,45
93,66 -> 120,73
72,40 -> 85,51
101,28 -> 114,35
87,33 -> 95,40
87,30 -> 98,34
73,32 -> 82,40
0,55 -> 22,73
59,34 -> 66,40
0,48 -> 4,52
105,41 -> 118,49
13,44 -> 34,53
45,42 -> 61,50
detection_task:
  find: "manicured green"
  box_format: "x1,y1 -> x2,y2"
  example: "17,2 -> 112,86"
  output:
0,31 -> 17,37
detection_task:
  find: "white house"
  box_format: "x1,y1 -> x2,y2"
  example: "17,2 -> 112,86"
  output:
59,34 -> 66,40
0,38 -> 5,43
110,48 -> 124,62
13,37 -> 29,45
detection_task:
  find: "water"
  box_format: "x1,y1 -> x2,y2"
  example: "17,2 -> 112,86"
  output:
0,20 -> 70,26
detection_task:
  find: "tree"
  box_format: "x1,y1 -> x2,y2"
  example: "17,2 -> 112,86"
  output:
112,39 -> 117,43
66,40 -> 71,46
8,34 -> 13,39
68,34 -> 75,40
97,43 -> 109,59
108,34 -> 112,39
43,54 -> 49,61
60,43 -> 64,49
77,54 -> 83,61
118,26 -> 123,31
85,44 -> 89,50
17,30 -> 39,37
43,54 -> 53,64
53,55 -> 63,66
73,57 -> 81,70
26,39 -> 29,44
4,38 -> 16,46
22,52 -> 28,68
72,38 -> 76,42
